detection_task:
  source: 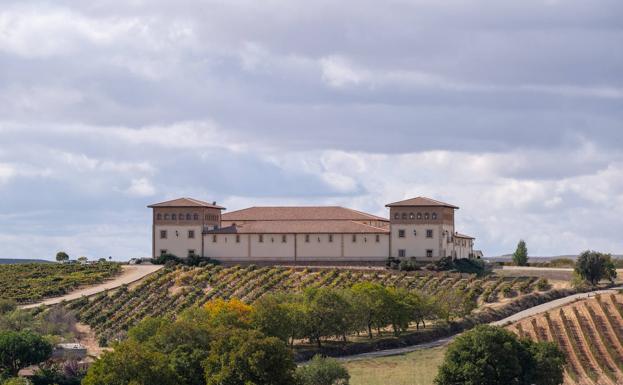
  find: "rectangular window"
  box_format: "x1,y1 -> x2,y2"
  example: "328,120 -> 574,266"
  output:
259,234 -> 264,243
212,235 -> 217,243
172,214 -> 177,220
160,230 -> 167,239
160,249 -> 167,255
188,249 -> 195,257
398,249 -> 406,258
164,214 -> 170,220
398,229 -> 405,238
305,234 -> 310,243
236,235 -> 240,243
352,234 -> 357,243
328,234 -> 333,243
426,229 -> 433,238
188,230 -> 195,239
282,235 -> 287,243
375,234 -> 380,243
426,249 -> 433,258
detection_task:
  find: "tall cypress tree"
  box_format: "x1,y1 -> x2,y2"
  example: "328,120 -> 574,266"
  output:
512,240 -> 528,266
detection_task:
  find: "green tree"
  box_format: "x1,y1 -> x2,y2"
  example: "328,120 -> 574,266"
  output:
385,288 -> 412,336
434,325 -> 565,385
406,292 -> 435,329
203,329 -> 296,385
512,240 -> 528,266
294,355 -> 350,385
82,341 -> 179,385
574,250 -> 617,286
350,283 -> 388,339
0,331 -> 52,377
2,378 -> 31,385
0,300 -> 16,315
251,294 -> 296,343
55,251 -> 69,262
304,288 -> 353,347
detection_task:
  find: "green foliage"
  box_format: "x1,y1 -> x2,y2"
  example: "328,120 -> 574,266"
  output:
295,355 -> 350,385
55,252 -> 69,262
2,378 -> 31,385
0,262 -> 121,303
434,325 -> 565,385
536,278 -> 550,291
512,240 -> 528,266
0,300 -> 16,315
574,250 -> 617,286
31,361 -> 86,385
251,294 -> 300,344
0,330 -> 52,376
203,329 -> 296,385
82,341 -> 179,385
304,288 -> 353,347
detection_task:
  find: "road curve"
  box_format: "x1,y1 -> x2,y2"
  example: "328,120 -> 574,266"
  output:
20,264 -> 163,309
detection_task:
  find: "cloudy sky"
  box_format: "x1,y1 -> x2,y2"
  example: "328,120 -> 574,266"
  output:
1,0 -> 622,260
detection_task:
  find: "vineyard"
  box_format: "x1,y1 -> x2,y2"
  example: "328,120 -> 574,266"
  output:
69,265 -> 555,343
508,293 -> 623,385
0,262 -> 121,303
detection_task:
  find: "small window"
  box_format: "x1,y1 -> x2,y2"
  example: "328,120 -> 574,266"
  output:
212,235 -> 217,242
193,214 -> 199,220
394,213 -> 399,219
375,234 -> 380,243
352,234 -> 357,243
160,249 -> 167,255
398,249 -> 406,258
426,249 -> 433,258
398,229 -> 405,238
305,234 -> 310,243
185,213 -> 190,220
259,234 -> 264,243
282,235 -> 287,243
164,214 -> 170,220
432,213 -> 438,220
328,234 -> 333,243
160,230 -> 167,239
424,213 -> 430,220
179,213 -> 184,220
188,249 -> 196,257
236,235 -> 240,243
417,213 -> 422,219
409,213 -> 415,219
426,229 -> 433,238
413,229 -> 417,237
156,213 -> 162,220
188,230 -> 195,239
401,213 -> 407,220
172,214 -> 177,220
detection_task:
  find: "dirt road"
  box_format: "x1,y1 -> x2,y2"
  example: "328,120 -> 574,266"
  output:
20,264 -> 162,309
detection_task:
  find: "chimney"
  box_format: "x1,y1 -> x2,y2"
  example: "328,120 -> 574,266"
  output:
212,201 -> 217,205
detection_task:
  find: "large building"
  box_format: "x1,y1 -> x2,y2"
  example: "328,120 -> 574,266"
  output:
148,196 -> 475,264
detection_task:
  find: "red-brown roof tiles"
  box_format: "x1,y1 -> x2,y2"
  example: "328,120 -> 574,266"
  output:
205,220 -> 389,234
148,197 -> 225,209
385,196 -> 458,209
222,206 -> 388,222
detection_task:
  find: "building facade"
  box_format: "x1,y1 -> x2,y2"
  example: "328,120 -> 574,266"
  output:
148,196 -> 476,264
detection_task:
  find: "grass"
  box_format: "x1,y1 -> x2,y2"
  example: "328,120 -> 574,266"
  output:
345,346 -> 447,385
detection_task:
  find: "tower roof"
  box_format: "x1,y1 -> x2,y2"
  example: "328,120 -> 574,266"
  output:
385,196 -> 458,209
147,197 -> 225,209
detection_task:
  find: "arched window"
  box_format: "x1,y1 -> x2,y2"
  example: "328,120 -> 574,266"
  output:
401,213 -> 407,220
156,213 -> 162,220
394,213 -> 399,219
193,213 -> 199,220
432,213 -> 437,220
409,213 -> 415,219
164,213 -> 170,220
424,213 -> 430,220
417,213 -> 422,219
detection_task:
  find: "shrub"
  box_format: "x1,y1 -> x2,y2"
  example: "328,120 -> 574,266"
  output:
398,259 -> 420,271
536,278 -> 550,291
295,355 -> 350,385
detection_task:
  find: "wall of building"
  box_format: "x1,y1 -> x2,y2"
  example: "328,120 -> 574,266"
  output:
154,225 -> 203,259
204,234 -> 249,260
343,233 -> 389,260
454,237 -> 474,259
296,234 -> 343,260
249,234 -> 296,260
390,224 -> 444,260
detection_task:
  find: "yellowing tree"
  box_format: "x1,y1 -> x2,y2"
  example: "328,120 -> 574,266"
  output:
203,298 -> 253,328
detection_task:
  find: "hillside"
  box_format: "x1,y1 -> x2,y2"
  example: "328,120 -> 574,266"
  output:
0,262 -> 122,303
0,258 -> 53,264
507,293 -> 623,385
69,264 -> 560,344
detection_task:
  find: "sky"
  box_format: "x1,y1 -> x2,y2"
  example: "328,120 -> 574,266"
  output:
0,0 -> 622,260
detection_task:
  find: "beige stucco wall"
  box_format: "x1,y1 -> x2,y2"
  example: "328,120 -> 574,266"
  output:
249,234 -> 296,260
390,224 -> 443,260
204,234 -> 249,260
343,234 -> 389,260
454,238 -> 474,259
154,225 -> 203,259
296,234 -> 343,260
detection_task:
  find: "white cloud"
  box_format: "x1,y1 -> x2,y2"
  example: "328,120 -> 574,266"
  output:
126,177 -> 156,197
320,55 -> 365,88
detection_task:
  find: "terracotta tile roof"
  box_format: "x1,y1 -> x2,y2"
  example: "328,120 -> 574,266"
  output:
454,232 -> 475,239
385,196 -> 459,209
222,206 -> 388,222
148,197 -> 225,209
205,220 -> 390,234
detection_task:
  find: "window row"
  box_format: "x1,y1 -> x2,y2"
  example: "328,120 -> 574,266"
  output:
208,234 -> 383,244
397,249 -> 434,258
397,229 -> 434,238
159,230 -> 195,239
393,212 -> 438,221
156,213 -> 221,221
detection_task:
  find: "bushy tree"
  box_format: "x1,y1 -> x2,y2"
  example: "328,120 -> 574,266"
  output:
294,355 -> 350,385
512,240 -> 528,266
0,331 -> 52,376
434,325 -> 564,385
203,329 -> 296,385
82,341 -> 179,385
203,298 -> 253,329
251,294 -> 301,344
55,251 -> 69,262
574,250 -> 617,285
304,288 -> 352,347
350,283 -> 388,339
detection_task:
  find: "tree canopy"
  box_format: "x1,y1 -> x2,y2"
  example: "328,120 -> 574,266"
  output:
512,240 -> 528,266
55,251 -> 69,262
294,355 -> 350,385
0,330 -> 52,377
434,325 -> 565,385
574,250 -> 617,286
